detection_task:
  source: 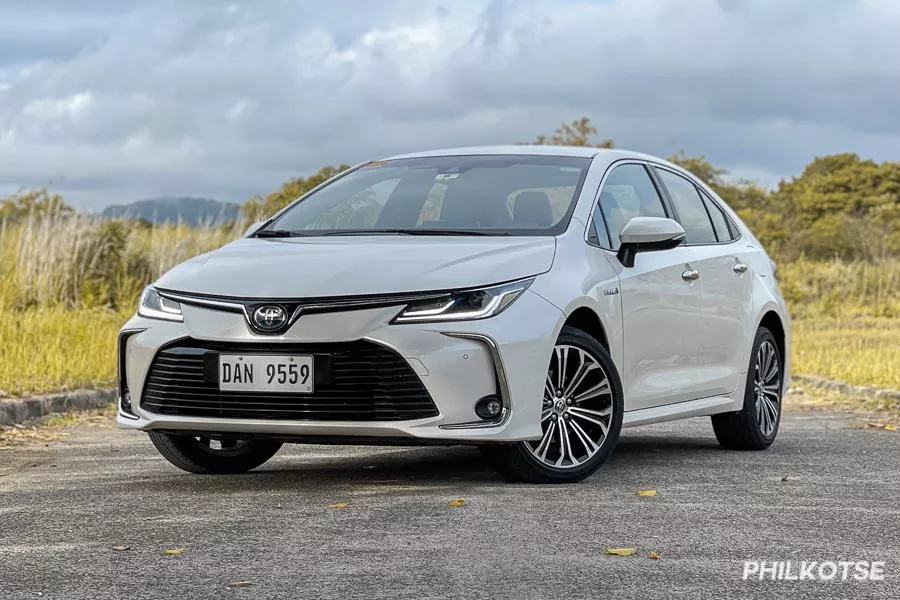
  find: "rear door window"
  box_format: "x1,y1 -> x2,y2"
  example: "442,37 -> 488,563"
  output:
654,168 -> 717,245
701,192 -> 737,242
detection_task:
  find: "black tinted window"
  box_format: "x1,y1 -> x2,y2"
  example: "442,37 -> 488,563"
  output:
656,169 -> 717,244
702,192 -> 735,242
595,164 -> 667,249
266,155 -> 591,236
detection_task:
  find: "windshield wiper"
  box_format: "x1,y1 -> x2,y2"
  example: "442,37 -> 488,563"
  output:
322,229 -> 507,237
255,229 -> 307,238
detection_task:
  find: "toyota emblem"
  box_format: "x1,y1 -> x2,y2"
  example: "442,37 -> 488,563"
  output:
251,305 -> 287,332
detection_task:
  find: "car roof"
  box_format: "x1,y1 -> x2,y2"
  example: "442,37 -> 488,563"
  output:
383,145 -> 661,162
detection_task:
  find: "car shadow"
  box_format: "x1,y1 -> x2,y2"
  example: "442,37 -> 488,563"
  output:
123,431 -> 732,494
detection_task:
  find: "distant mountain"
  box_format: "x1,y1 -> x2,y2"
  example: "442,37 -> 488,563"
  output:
100,197 -> 241,226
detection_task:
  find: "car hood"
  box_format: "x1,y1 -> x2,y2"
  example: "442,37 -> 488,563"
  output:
154,236 -> 556,298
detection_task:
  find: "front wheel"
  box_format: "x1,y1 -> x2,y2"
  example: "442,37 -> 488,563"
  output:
481,326 -> 624,483
148,432 -> 282,474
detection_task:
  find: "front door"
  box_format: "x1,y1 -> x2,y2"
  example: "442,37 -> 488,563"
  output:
589,162 -> 705,411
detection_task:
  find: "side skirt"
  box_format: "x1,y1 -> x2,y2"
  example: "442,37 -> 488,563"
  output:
622,394 -> 740,428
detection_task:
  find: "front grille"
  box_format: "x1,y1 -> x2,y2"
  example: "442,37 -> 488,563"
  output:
140,339 -> 439,421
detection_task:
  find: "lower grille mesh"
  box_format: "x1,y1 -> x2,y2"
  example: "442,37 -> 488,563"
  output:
140,340 -> 439,421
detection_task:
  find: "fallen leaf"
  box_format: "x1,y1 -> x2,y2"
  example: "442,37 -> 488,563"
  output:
636,490 -> 657,497
866,422 -> 885,429
227,581 -> 252,588
885,424 -> 896,431
448,499 -> 466,507
164,548 -> 184,556
112,545 -> 130,552
648,551 -> 660,560
328,502 -> 349,510
606,547 -> 637,557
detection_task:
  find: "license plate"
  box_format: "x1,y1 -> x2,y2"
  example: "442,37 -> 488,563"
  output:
218,354 -> 313,393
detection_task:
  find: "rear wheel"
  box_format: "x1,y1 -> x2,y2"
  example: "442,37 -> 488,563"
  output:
148,431 -> 282,474
711,326 -> 782,450
481,326 -> 624,483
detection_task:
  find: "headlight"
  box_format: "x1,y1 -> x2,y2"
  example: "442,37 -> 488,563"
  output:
138,286 -> 183,322
393,279 -> 533,323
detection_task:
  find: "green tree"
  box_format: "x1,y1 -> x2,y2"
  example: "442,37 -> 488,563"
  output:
529,117 -> 614,148
765,154 -> 900,260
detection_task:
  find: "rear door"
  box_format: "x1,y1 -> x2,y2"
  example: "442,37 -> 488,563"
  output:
652,167 -> 754,397
587,162 -> 705,411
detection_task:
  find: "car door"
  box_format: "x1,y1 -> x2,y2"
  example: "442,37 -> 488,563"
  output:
652,167 -> 753,397
587,162 -> 705,411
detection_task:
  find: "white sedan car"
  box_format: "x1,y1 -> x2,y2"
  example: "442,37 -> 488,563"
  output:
118,146 -> 790,483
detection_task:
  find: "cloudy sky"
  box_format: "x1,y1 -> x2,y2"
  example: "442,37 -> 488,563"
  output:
1,0 -> 898,210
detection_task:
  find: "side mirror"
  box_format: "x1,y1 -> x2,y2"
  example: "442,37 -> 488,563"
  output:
616,217 -> 685,268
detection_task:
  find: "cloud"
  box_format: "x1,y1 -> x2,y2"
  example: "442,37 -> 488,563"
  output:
0,0 -> 898,209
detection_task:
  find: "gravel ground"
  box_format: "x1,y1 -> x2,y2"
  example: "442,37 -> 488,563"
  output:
0,408 -> 897,600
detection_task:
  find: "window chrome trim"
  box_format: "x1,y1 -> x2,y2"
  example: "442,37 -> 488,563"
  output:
438,332 -> 511,430
582,158 -> 672,252
650,164 -> 743,247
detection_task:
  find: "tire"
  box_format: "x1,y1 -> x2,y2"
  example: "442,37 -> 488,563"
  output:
481,326 -> 624,483
148,431 -> 282,474
711,326 -> 783,450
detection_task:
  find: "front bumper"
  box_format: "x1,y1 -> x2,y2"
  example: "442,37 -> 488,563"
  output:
117,290 -> 562,442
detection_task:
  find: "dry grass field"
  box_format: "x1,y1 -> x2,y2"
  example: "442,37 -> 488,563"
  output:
1,214 -> 899,397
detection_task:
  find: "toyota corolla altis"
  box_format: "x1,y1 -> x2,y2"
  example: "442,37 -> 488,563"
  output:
117,146 -> 790,483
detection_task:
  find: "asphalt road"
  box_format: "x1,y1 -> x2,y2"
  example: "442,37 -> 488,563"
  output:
1,409 -> 897,600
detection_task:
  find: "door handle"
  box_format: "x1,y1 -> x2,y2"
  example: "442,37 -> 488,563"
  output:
733,263 -> 748,274
681,269 -> 700,281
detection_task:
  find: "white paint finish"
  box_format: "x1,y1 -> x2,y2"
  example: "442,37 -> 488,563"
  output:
690,242 -> 757,396
119,146 -> 791,444
622,394 -> 737,427
155,236 -> 556,298
603,245 -> 705,410
618,216 -> 685,245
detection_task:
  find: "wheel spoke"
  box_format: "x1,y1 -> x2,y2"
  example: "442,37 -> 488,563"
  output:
534,420 -> 556,460
758,345 -> 771,385
569,406 -> 610,436
762,384 -> 780,399
554,347 -> 565,391
544,377 -> 556,401
559,346 -> 569,393
541,408 -> 552,423
764,359 -> 779,384
764,396 -> 779,425
555,418 -> 577,467
572,378 -> 610,403
568,419 -> 601,456
562,351 -> 598,398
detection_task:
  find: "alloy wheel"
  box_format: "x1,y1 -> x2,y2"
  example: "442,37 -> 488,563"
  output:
525,344 -> 614,469
754,340 -> 781,437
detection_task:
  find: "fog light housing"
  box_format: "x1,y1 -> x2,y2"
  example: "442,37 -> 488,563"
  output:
475,395 -> 503,420
121,391 -> 132,411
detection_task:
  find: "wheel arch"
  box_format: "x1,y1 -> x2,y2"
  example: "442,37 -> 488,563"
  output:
750,305 -> 791,394
759,311 -> 786,368
562,306 -> 610,352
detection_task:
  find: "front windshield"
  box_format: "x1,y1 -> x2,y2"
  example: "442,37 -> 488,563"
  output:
264,154 -> 591,236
